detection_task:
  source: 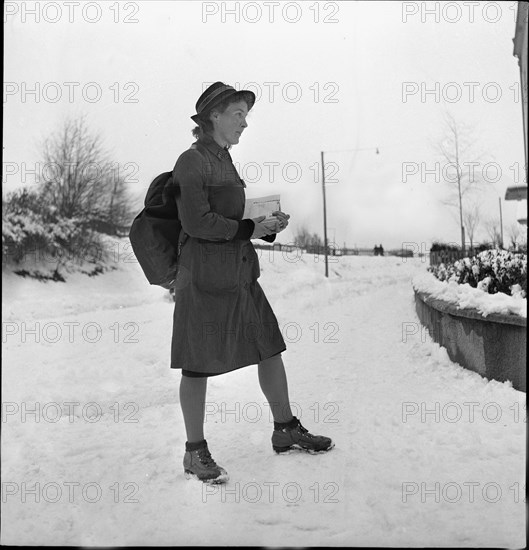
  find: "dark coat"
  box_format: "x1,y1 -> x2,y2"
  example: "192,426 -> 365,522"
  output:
170,134 -> 286,374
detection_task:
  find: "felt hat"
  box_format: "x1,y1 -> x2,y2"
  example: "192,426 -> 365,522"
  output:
191,82 -> 256,123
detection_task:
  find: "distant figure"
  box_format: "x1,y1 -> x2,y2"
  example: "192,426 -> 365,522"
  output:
379,244 -> 384,256
373,245 -> 380,256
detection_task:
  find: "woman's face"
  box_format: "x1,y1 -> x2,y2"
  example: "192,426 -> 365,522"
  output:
211,100 -> 249,146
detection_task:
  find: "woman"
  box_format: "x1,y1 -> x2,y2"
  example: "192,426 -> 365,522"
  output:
171,82 -> 334,484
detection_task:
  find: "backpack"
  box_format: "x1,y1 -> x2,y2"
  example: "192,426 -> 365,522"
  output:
128,170 -> 188,289
128,143 -> 215,289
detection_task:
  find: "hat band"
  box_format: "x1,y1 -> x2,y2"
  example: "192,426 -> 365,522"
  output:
197,85 -> 235,113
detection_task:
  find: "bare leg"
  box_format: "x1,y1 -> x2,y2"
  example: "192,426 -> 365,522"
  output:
179,375 -> 208,442
258,353 -> 293,423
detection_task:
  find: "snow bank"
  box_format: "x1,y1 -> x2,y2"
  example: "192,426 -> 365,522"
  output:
412,271 -> 527,319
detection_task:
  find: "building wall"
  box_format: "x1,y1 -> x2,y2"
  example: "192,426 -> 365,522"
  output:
513,2 -> 528,178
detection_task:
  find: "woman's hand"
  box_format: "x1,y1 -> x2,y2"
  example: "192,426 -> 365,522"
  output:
271,211 -> 290,233
251,215 -> 278,239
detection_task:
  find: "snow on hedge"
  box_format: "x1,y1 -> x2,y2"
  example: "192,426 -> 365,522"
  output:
412,271 -> 527,318
413,249 -> 527,319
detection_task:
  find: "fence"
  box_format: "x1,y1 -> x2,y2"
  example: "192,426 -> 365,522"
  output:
429,250 -> 467,266
253,243 -> 417,258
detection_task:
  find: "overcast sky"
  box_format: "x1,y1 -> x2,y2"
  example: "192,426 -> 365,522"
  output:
4,0 -> 527,250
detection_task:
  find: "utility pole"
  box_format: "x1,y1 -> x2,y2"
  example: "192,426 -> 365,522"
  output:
498,197 -> 504,248
321,146 -> 380,273
321,151 -> 329,277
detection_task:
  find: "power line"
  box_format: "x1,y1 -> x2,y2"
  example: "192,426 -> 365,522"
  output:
323,146 -> 379,154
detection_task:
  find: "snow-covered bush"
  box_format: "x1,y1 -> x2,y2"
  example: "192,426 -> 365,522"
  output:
428,249 -> 527,298
3,188 -> 107,272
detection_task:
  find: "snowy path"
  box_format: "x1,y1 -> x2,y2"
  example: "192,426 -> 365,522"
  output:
2,244 -> 526,547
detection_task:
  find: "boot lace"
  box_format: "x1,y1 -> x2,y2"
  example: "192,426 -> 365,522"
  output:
197,447 -> 216,467
297,423 -> 315,439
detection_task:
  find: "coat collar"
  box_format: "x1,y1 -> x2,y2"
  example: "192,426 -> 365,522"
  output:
196,134 -> 232,161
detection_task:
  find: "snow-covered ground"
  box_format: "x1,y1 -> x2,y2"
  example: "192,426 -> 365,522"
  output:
2,240 -> 526,547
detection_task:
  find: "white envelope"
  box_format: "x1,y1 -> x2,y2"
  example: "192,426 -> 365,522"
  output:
243,194 -> 281,219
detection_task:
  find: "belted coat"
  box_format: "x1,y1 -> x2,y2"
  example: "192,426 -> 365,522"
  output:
170,134 -> 287,375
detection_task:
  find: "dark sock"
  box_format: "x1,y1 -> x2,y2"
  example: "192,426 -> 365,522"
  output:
274,416 -> 297,431
186,439 -> 207,451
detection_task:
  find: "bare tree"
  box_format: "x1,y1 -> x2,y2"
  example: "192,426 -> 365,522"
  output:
485,218 -> 502,249
508,223 -> 521,251
518,227 -> 528,252
431,111 -> 491,254
40,116 -> 132,233
463,200 -> 482,254
294,224 -> 323,252
293,225 -> 311,248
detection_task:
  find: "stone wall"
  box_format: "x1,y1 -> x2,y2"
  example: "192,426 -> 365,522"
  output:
414,289 -> 526,392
